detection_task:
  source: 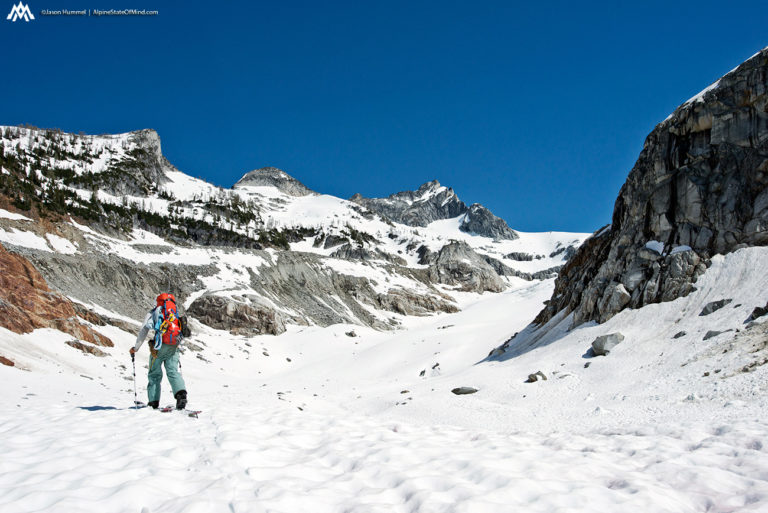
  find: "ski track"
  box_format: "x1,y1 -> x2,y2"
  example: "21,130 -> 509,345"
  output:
0,402 -> 766,513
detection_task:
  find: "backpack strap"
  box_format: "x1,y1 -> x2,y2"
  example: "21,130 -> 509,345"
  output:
152,307 -> 164,350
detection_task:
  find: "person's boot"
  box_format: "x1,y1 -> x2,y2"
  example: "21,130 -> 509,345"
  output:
175,390 -> 187,410
148,400 -> 159,409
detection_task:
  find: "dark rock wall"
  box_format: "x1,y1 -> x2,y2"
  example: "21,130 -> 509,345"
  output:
537,48 -> 768,327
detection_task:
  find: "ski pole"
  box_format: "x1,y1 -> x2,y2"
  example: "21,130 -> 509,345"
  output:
131,352 -> 138,410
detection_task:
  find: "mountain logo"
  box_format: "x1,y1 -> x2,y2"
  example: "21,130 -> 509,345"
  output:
6,2 -> 34,22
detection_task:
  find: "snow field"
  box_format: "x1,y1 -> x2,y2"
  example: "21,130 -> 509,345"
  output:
2,243 -> 768,511
0,386 -> 765,513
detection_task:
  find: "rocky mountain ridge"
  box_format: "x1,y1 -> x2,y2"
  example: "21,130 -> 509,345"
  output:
0,125 -> 585,349
350,180 -> 519,240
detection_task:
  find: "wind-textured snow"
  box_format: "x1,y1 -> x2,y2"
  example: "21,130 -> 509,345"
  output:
1,248 -> 767,512
1,125 -> 766,512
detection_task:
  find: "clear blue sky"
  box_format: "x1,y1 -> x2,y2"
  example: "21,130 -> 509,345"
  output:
1,1 -> 766,232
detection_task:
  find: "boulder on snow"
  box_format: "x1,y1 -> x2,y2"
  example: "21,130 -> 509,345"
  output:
673,331 -> 687,339
451,387 -> 478,395
747,303 -> 768,321
591,333 -> 625,356
699,299 -> 733,316
0,355 -> 14,367
703,330 -> 732,340
526,371 -> 547,383
488,347 -> 505,358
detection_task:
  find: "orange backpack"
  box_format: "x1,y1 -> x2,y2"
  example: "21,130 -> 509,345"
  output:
155,293 -> 182,346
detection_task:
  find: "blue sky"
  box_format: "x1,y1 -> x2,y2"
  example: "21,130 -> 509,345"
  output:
1,1 -> 766,232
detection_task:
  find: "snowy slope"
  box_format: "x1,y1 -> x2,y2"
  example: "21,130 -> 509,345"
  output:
0,124 -> 589,333
1,247 -> 767,512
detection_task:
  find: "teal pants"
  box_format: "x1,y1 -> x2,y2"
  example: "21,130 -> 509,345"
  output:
147,344 -> 186,402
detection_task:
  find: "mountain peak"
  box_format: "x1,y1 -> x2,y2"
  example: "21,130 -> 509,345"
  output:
233,167 -> 315,196
350,181 -> 517,239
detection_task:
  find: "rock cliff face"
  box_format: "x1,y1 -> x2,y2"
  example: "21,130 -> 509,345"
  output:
0,243 -> 113,349
234,167 -> 316,196
350,181 -> 518,240
88,129 -> 173,197
536,48 -> 768,327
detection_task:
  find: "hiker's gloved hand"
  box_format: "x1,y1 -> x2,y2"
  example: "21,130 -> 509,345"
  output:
129,347 -> 136,355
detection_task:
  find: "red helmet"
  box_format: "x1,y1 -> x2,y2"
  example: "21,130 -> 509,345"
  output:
156,293 -> 176,306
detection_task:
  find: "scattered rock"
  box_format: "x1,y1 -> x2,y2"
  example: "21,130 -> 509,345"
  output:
699,299 -> 733,316
345,330 -> 357,337
704,330 -> 732,341
673,331 -> 687,339
65,340 -> 108,357
526,371 -> 547,383
419,370 -> 425,377
451,387 -> 478,395
184,340 -> 204,352
400,390 -> 409,394
505,252 -> 534,261
591,333 -> 625,356
0,355 -> 15,367
584,362 -> 591,368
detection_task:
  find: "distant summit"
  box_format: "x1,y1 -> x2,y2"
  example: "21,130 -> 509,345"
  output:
351,180 -> 518,240
233,167 -> 316,197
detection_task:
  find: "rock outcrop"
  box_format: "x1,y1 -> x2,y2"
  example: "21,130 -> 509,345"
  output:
460,204 -> 518,240
234,167 -> 316,196
536,48 -> 768,327
188,295 -> 287,336
418,241 -> 507,292
0,243 -> 113,347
